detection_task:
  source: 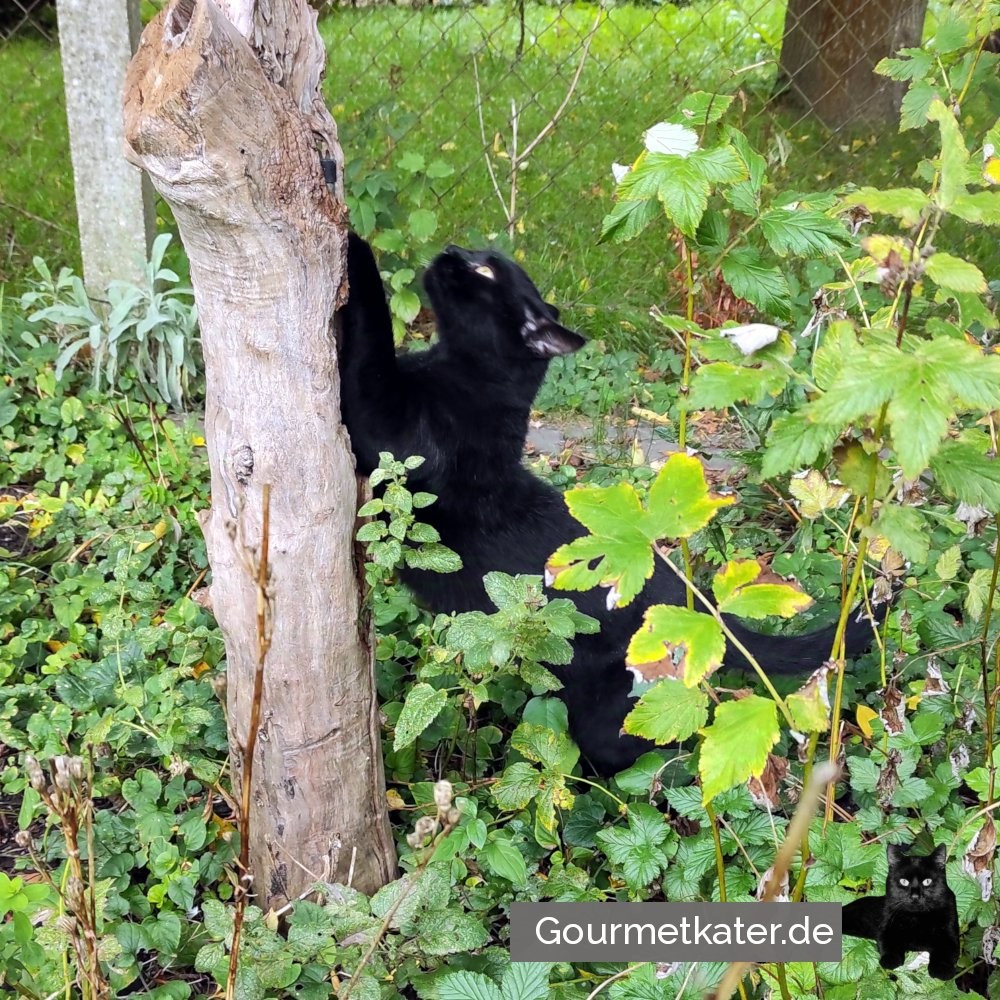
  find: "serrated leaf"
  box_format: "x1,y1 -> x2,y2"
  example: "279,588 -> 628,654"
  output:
492,762 -> 541,811
759,208 -> 851,257
418,909 -> 489,955
437,971 -> 503,1000
511,722 -> 578,772
626,605 -> 725,685
950,190 -> 1000,224
674,91 -> 735,126
688,359 -> 790,408
899,82 -> 939,131
551,454 -> 730,607
500,962 -> 552,1000
924,252 -> 987,293
869,504 -> 928,563
760,415 -> 839,478
787,667 -> 831,733
646,452 -> 735,538
699,696 -> 780,803
721,249 -> 791,320
931,435 -> 1000,511
600,197 -> 659,244
408,208 -> 438,242
393,683 -> 447,750
928,100 -> 969,209
623,679 -> 709,744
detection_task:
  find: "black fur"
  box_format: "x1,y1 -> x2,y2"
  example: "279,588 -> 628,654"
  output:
338,233 -> 881,776
842,844 -> 959,980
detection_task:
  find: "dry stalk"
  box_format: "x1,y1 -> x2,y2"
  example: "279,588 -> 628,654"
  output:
19,754 -> 109,999
711,761 -> 840,1000
225,482 -> 273,1000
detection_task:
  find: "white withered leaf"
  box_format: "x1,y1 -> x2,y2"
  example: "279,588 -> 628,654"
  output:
720,323 -> 781,356
643,121 -> 699,158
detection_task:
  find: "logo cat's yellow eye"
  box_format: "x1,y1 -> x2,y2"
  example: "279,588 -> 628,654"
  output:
474,264 -> 495,280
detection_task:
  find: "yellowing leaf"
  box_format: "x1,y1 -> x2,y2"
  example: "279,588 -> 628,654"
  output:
786,665 -> 831,733
789,470 -> 850,518
647,452 -> 735,539
712,559 -> 813,620
626,605 -> 724,686
856,705 -> 878,739
386,789 -> 407,810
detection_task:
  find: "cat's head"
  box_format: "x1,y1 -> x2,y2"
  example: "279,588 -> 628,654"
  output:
423,245 -> 585,362
885,843 -> 950,908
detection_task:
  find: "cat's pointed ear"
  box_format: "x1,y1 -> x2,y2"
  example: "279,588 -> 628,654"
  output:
887,844 -> 906,866
929,844 -> 947,866
522,318 -> 586,358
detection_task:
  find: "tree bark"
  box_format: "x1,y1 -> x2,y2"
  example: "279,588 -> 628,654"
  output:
123,0 -> 396,904
775,0 -> 929,129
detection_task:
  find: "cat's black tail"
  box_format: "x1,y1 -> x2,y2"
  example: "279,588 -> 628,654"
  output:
721,596 -> 890,677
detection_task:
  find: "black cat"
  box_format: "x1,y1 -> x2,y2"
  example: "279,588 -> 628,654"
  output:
338,233 -> 881,775
842,843 -> 959,980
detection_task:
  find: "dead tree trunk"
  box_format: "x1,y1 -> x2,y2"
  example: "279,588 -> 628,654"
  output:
123,0 -> 396,904
774,0 -> 929,129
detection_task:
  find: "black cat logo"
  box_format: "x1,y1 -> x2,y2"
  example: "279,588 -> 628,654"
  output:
842,843 -> 960,980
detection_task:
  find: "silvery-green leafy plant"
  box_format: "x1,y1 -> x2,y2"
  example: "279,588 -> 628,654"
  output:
21,233 -> 199,410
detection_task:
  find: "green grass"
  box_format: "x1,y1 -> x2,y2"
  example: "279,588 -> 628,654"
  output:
0,34 -> 76,283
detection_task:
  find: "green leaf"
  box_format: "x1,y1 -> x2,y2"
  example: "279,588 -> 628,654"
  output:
656,158 -> 711,236
600,198 -> 659,244
759,209 -> 851,257
876,48 -> 934,81
419,909 -> 489,955
404,543 -> 462,572
786,671 -> 830,733
869,504 -> 929,563
397,151 -> 426,173
930,434 -> 1000,511
699,696 -> 780,804
623,680 -> 709,744
688,145 -> 748,184
720,249 -> 791,320
841,187 -> 930,226
511,723 -> 579,772
596,803 -> 671,889
393,683 -> 448,750
438,971 -> 503,1000
626,605 -> 725,685
492,762 -> 542,811
480,837 -> 528,886
950,190 -> 1000,225
923,252 -> 987,293
928,100 -> 969,209
712,560 -> 813,619
760,416 -> 839,478
788,470 -> 850,519
407,208 -> 438,242
674,91 -> 735,126
900,82 -> 939,131
688,360 -> 789,409
390,288 -> 421,324
500,962 -> 552,1000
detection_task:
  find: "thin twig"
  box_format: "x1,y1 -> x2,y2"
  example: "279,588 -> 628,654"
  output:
472,55 -> 508,220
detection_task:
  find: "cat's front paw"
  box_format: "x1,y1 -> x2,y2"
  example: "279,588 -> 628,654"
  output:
879,950 -> 904,970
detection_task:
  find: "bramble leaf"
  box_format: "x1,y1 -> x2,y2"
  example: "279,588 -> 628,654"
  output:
623,680 -> 709,744
699,696 -> 780,803
626,605 -> 724,685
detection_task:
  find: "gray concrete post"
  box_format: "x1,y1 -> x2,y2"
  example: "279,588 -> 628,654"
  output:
56,0 -> 155,292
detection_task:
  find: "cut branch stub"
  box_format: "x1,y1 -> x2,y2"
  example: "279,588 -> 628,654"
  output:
123,0 -> 395,904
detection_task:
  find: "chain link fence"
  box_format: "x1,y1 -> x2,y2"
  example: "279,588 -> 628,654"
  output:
0,0 -> 939,305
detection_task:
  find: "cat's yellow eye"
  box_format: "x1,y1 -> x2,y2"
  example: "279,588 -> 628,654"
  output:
474,264 -> 495,280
